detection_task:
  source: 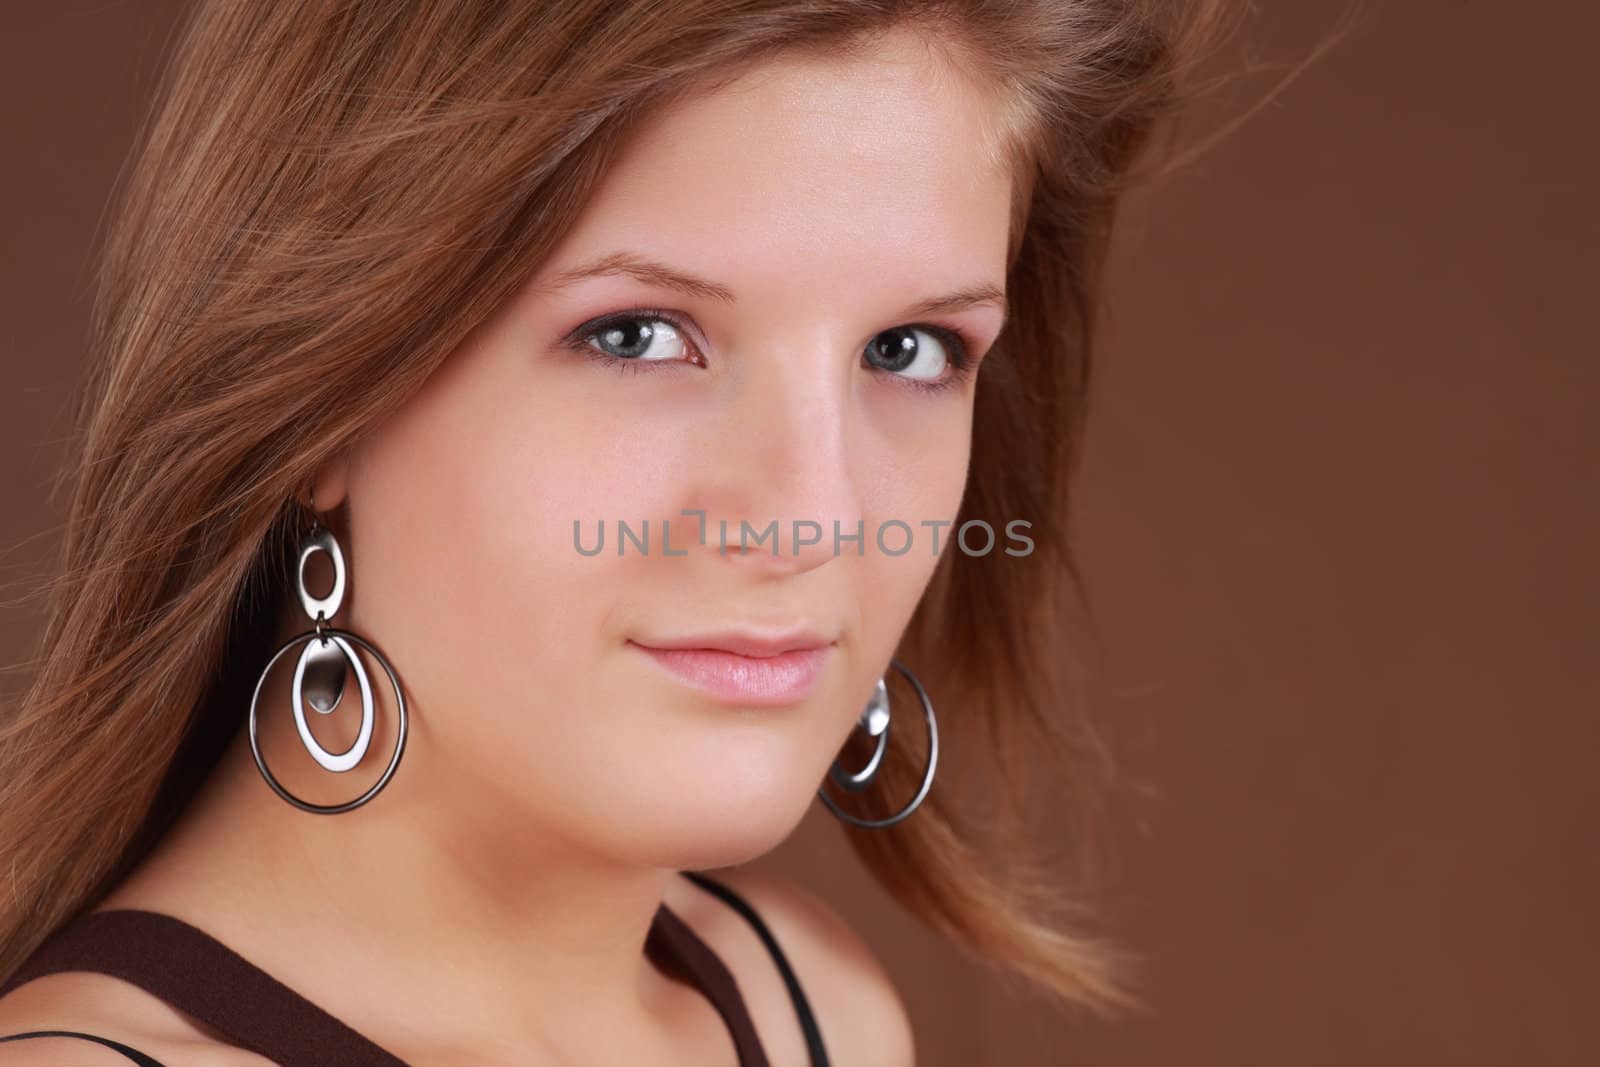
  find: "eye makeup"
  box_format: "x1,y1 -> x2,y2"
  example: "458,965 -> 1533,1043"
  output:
557,305 -> 985,393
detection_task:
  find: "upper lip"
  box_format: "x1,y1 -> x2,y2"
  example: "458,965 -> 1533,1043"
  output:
630,627 -> 837,658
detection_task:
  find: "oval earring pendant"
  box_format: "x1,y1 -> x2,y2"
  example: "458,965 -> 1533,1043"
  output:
297,523 -> 347,621
290,632 -> 374,773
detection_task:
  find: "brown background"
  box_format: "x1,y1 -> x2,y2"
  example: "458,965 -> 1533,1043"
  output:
2,2 -> 1594,1065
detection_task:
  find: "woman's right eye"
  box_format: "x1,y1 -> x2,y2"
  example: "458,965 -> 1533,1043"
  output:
565,311 -> 705,368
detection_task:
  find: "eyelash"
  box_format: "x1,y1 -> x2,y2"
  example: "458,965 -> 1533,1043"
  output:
559,306 -> 979,394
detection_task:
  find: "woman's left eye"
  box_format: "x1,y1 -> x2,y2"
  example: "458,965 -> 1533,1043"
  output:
862,325 -> 971,385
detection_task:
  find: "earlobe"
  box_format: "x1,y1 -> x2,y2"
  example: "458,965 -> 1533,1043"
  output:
306,452 -> 352,513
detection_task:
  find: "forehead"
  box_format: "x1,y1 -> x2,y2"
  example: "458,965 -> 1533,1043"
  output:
545,31 -> 1014,306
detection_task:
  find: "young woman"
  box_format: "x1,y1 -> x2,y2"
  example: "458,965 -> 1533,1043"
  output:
0,1 -> 1222,1063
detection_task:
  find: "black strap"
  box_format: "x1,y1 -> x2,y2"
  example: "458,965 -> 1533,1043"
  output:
0,910 -> 405,1066
0,1030 -> 167,1065
648,903 -> 770,1066
680,871 -> 831,1067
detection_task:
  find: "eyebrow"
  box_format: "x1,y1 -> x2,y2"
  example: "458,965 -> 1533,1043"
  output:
538,250 -> 1009,329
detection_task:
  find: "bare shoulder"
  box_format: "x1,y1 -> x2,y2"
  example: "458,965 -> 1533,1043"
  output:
670,868 -> 915,1067
0,971 -> 267,1066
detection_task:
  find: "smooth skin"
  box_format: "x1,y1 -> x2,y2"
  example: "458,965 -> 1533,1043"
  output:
0,25 -> 1012,1066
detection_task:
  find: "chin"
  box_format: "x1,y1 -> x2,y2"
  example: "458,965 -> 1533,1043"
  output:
616,771 -> 819,872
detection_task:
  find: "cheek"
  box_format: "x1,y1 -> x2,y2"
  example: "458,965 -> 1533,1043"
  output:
853,411 -> 971,655
340,336 -> 668,792
453,397 -> 660,643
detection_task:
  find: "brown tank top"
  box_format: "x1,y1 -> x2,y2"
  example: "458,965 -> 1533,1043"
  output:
0,870 -> 830,1066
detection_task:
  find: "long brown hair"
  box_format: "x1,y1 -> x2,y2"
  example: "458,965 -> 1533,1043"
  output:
1,0 -> 1234,1016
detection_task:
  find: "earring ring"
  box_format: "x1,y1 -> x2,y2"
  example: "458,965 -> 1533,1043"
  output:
818,657 -> 939,829
249,627 -> 408,815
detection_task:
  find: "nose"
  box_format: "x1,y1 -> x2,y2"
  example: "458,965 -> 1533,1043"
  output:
686,348 -> 864,577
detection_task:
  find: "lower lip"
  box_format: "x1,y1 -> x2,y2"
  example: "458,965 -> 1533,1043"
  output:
628,641 -> 833,706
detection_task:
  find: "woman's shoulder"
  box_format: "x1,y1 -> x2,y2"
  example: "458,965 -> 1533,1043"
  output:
0,966 -> 270,1066
667,868 -> 915,1067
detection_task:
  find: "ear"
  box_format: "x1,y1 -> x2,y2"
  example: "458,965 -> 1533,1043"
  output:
305,451 -> 352,514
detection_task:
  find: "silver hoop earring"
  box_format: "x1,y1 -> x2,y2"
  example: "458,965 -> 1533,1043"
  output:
818,658 -> 939,829
249,515 -> 409,815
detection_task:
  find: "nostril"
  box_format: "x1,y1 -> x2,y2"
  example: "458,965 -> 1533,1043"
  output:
711,519 -> 784,558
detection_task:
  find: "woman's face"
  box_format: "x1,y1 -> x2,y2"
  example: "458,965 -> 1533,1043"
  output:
326,32 -> 1013,867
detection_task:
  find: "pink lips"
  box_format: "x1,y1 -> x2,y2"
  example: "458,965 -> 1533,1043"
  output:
627,631 -> 834,706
